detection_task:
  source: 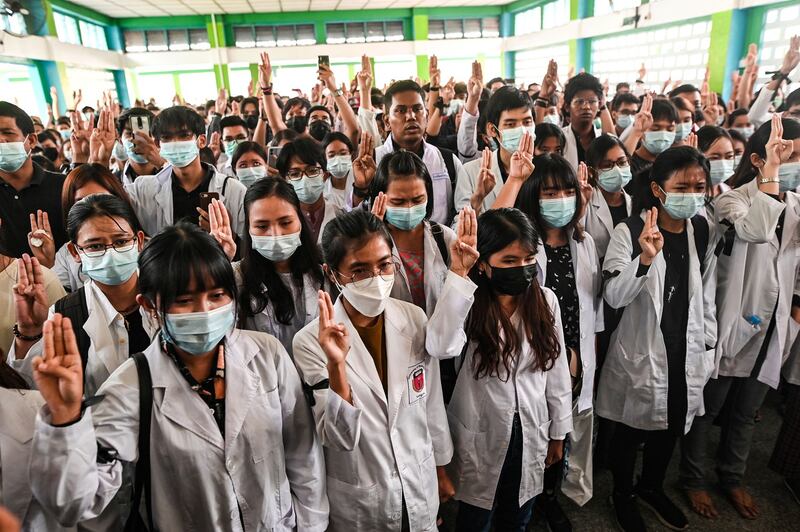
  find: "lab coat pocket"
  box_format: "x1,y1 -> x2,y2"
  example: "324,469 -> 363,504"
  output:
702,349 -> 716,384
326,475 -> 379,529
725,316 -> 762,359
535,419 -> 552,466
621,350 -> 650,391
448,413 -> 478,487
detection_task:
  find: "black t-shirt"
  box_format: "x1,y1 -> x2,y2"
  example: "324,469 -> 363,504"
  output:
630,153 -> 653,179
125,309 -> 151,355
0,163 -> 67,257
544,243 -> 581,353
608,200 -> 628,226
171,165 -> 213,226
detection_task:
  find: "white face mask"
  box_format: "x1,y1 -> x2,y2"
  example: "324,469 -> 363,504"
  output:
251,231 -> 301,262
337,275 -> 394,317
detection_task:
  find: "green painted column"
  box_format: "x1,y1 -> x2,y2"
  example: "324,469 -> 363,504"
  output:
571,0 -> 591,73
207,15 -> 230,92
314,21 -> 326,44
249,63 -> 260,91
172,72 -> 182,99
412,10 -> 429,81
25,0 -> 70,115
708,9 -> 748,99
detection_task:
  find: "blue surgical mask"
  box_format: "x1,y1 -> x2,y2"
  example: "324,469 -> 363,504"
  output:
543,114 -> 561,126
251,230 -> 302,262
80,243 -> 139,286
291,175 -> 325,204
113,140 -> 128,162
598,165 -> 632,193
162,302 -> 234,355
734,154 -> 742,168
715,115 -> 725,127
224,139 -> 241,158
124,139 -> 148,164
539,196 -> 577,228
616,114 -> 634,130
659,187 -> 705,220
237,166 -> 266,187
59,129 -> 72,141
675,122 -> 693,141
709,159 -> 734,186
0,142 -> 29,172
160,139 -> 199,168
732,126 -> 754,140
385,203 -> 427,231
497,125 -> 536,153
643,131 -> 676,155
779,162 -> 800,192
327,155 -> 352,179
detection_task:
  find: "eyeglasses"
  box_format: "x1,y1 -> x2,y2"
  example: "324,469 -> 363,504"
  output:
597,158 -> 630,171
76,236 -> 137,258
334,260 -> 399,287
572,98 -> 600,108
285,167 -> 324,181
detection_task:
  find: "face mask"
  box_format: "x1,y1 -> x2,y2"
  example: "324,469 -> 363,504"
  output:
488,264 -> 537,296
80,244 -> 139,286
593,118 -> 602,130
598,165 -> 632,193
237,166 -> 266,187
642,131 -> 676,155
447,99 -> 464,116
224,139 -> 241,158
715,115 -> 725,127
309,120 -> 332,142
659,187 -> 705,220
42,147 -> 59,162
290,175 -> 325,204
0,142 -> 29,172
160,139 -> 199,168
543,114 -> 561,126
734,155 -> 742,168
496,125 -> 536,153
59,129 -> 72,141
616,114 -> 634,130
732,126 -> 754,140
113,140 -> 128,162
124,139 -> 148,164
244,115 -> 259,130
779,162 -> 800,192
337,274 -> 394,317
675,121 -> 693,141
539,196 -> 577,228
385,203 -> 427,231
162,302 -> 234,356
251,230 -> 301,262
709,159 -> 734,186
327,155 -> 352,179
286,115 -> 308,133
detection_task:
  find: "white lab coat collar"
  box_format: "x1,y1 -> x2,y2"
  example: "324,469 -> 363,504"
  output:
590,186 -> 631,237
316,200 -> 340,245
562,124 -> 602,172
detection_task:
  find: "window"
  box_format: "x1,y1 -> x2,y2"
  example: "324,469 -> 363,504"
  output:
54,12 -> 81,45
757,4 -> 800,92
542,0 -> 569,30
145,30 -> 168,52
345,22 -> 366,43
514,7 -> 542,36
327,23 -> 346,44
593,0 -> 645,16
124,28 -> 209,52
168,29 -> 189,51
1,12 -> 26,34
515,43 -> 570,86
189,29 -> 210,50
234,24 -> 315,48
428,18 -> 501,40
78,20 -> 107,50
124,30 -> 146,52
54,12 -> 107,49
325,21 -> 406,44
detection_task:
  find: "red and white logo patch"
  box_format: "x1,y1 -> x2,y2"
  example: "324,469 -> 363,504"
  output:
407,363 -> 426,404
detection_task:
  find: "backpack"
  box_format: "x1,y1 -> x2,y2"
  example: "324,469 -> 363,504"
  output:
429,221 -> 451,268
53,287 -> 91,374
123,352 -> 154,531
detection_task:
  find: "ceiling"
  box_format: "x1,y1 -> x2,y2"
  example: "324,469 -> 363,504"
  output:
68,0 -> 515,18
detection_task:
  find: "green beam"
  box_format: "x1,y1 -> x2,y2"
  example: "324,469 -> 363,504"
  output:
742,5 -> 767,57
49,0 -> 114,26
314,21 -> 326,44
172,72 -> 182,98
116,15 -> 207,30
708,10 -> 734,95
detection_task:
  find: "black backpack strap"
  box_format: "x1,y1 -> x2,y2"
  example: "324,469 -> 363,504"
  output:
53,287 -> 90,374
124,353 -> 154,532
438,147 -> 458,191
221,175 -> 231,196
690,215 -> 709,275
428,221 -> 451,268
622,215 -> 645,261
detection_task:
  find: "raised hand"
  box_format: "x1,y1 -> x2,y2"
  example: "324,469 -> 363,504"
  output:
638,207 -> 663,265
686,131 -> 698,149
130,131 -> 165,167
577,162 -> 592,219
230,100 -> 241,118
209,131 -> 221,162
13,254 -> 50,338
209,199 -> 236,261
701,91 -> 719,125
258,52 -> 272,88
371,192 -> 387,221
89,109 -> 116,166
781,35 -> 800,75
32,314 -> 84,425
318,63 -> 338,92
353,132 -> 376,190
508,132 -> 535,181
429,55 -> 440,86
215,88 -> 228,115
317,290 -> 349,365
638,62 -> 647,81
28,210 -> 55,268
450,206 -> 479,277
765,113 -> 793,170
540,60 -> 558,98
470,148 -> 497,211
633,93 -> 654,134
70,110 -> 92,164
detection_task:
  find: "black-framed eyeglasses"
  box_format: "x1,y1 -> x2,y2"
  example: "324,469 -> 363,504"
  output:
334,260 -> 399,287
286,167 -> 324,181
76,236 -> 137,258
597,158 -> 630,172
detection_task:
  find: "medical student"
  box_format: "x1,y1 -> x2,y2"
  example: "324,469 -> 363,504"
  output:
670,97 -> 695,147
496,151 -> 602,520
560,73 -> 605,171
728,129 -> 747,171
680,115 -> 800,520
230,141 -> 268,188
443,208 -> 572,531
611,92 -> 640,137
218,115 -> 250,177
322,131 -> 355,211
599,146 -> 717,532
28,222 -> 329,531
626,97 -> 678,177
116,107 -> 163,186
275,137 -> 340,244
534,123 -> 566,156
454,86 -> 536,215
0,360 -> 76,531
292,208 -> 479,531
236,177 -> 326,357
696,126 -> 735,204
727,109 -> 755,141
124,105 -> 247,239
367,149 -> 457,315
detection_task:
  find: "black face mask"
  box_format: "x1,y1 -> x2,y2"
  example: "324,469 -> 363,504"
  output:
244,114 -> 259,130
42,147 -> 59,162
488,264 -> 537,296
286,115 -> 308,133
308,120 -> 332,141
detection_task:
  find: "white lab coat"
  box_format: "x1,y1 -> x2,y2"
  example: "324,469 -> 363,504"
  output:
453,149 -> 504,218
562,125 -> 602,173
0,389 -> 76,532
713,179 -> 800,388
390,221 -> 457,317
324,169 -> 354,212
291,273 -> 475,531
8,280 -> 159,399
124,163 -> 246,238
312,200 -> 341,246
597,213 -> 718,433
582,186 -> 632,261
30,330 -> 329,531
51,243 -> 86,292
444,287 -> 573,509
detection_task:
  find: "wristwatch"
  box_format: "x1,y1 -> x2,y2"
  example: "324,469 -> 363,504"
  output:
758,176 -> 780,184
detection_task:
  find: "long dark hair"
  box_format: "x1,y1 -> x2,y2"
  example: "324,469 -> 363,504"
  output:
369,150 -> 434,219
66,194 -> 142,243
466,208 -> 561,380
585,133 -> 630,186
0,357 -> 28,389
239,178 -> 323,326
630,146 -> 711,214
730,117 -> 800,188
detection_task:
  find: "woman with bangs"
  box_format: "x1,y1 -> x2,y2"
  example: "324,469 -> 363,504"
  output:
27,222 -> 329,531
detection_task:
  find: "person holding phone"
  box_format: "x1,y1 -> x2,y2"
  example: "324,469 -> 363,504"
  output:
116,108 -> 164,186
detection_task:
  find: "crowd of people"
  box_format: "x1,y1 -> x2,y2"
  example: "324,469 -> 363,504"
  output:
0,33 -> 799,532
